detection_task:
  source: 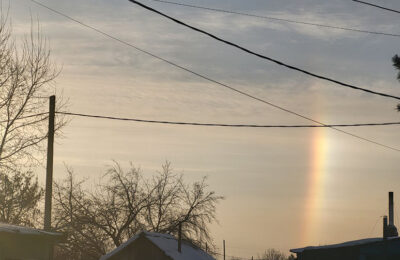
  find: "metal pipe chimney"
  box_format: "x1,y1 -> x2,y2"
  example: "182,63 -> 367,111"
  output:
389,192 -> 394,226
383,216 -> 388,238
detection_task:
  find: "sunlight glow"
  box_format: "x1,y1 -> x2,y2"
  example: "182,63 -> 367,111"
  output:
301,127 -> 327,245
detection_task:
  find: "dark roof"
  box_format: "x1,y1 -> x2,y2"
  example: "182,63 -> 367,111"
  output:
0,222 -> 62,238
291,237 -> 400,253
100,231 -> 215,260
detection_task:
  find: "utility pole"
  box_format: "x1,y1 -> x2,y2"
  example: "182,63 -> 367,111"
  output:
223,240 -> 225,260
178,222 -> 182,253
44,95 -> 55,231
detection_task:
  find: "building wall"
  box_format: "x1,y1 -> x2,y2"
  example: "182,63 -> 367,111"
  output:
0,232 -> 54,260
360,239 -> 400,260
297,246 -> 360,260
107,236 -> 172,260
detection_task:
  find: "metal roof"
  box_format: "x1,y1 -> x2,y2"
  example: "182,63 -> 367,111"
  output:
0,222 -> 62,237
290,237 -> 400,253
100,231 -> 215,260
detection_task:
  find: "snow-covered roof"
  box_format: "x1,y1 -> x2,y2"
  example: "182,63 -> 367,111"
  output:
0,222 -> 61,237
290,237 -> 400,253
100,231 -> 216,260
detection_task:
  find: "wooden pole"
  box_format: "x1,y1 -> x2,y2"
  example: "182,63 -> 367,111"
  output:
223,240 -> 225,260
178,222 -> 182,253
44,95 -> 55,231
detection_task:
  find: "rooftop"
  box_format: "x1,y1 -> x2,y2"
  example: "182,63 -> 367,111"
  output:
0,222 -> 62,237
290,237 -> 400,254
100,231 -> 215,260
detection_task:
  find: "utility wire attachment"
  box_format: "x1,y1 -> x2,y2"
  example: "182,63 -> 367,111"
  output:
128,0 -> 400,101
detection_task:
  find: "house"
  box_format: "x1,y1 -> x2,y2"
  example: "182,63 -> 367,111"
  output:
100,231 -> 216,260
290,237 -> 400,260
290,192 -> 400,260
0,222 -> 63,260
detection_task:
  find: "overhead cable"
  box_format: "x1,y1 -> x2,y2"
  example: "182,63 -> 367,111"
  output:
352,0 -> 400,14
6,111 -> 400,129
150,0 -> 400,38
57,112 -> 400,128
128,0 -> 400,101
28,0 -> 400,153
0,112 -> 49,124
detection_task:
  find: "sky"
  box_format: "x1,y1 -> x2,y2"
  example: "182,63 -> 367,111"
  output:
9,0 -> 400,258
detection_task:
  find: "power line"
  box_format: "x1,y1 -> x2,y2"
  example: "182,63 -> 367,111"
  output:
128,0 -> 400,102
27,0 -> 400,153
150,0 -> 400,38
57,111 -> 400,128
0,112 -> 49,124
5,111 -> 400,129
352,0 -> 400,14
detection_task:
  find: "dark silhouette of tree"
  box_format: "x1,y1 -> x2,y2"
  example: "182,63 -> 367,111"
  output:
52,162 -> 223,260
287,254 -> 296,260
392,55 -> 400,111
0,170 -> 43,227
259,248 -> 288,260
231,251 -> 295,260
393,55 -> 400,81
0,14 -> 66,171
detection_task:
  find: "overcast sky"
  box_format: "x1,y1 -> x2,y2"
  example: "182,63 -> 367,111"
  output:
10,0 -> 400,258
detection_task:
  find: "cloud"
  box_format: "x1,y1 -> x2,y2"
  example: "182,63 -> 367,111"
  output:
10,0 -> 400,257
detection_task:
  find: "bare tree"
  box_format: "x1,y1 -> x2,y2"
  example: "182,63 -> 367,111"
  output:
0,13 -> 66,171
393,55 -> 400,82
0,170 -> 43,227
143,162 -> 182,234
287,255 -> 296,260
392,55 -> 400,111
259,248 -> 287,260
53,170 -> 109,260
142,162 -> 221,252
52,162 -> 223,260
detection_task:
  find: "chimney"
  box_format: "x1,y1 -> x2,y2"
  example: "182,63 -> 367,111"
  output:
383,216 -> 388,238
389,192 -> 394,226
384,192 -> 398,238
178,222 -> 182,253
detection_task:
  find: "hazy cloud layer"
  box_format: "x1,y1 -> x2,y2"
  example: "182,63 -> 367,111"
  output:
11,0 -> 400,257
